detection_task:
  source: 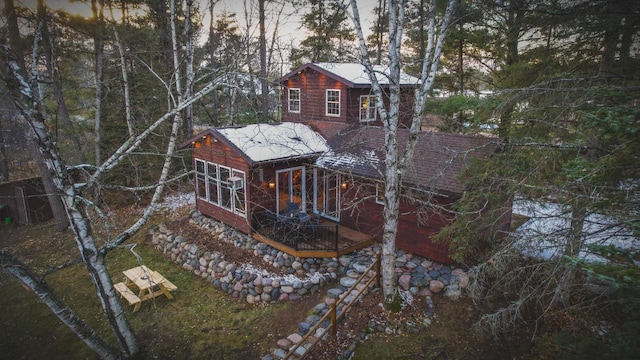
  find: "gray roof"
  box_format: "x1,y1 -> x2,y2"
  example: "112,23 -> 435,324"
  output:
311,121 -> 500,195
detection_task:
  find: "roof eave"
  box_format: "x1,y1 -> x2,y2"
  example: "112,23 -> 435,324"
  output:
278,63 -> 357,88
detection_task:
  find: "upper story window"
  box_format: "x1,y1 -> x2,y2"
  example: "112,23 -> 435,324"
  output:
359,95 -> 377,122
288,88 -> 300,113
326,89 -> 340,117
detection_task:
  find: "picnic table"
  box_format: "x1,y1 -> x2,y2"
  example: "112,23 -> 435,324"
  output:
114,265 -> 177,312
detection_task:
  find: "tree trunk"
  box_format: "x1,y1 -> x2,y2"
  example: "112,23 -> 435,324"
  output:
114,29 -> 134,137
0,117 -> 9,181
209,0 -> 220,126
1,38 -> 140,358
5,0 -> 68,229
348,0 -> 455,304
92,0 -> 105,185
259,0 -> 269,122
0,250 -> 118,360
184,0 -> 195,136
38,0 -> 85,164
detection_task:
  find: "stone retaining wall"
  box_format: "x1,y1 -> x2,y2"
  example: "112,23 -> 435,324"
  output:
149,210 -> 469,305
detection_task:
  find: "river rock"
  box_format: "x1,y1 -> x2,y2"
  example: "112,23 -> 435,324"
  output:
429,279 -> 445,293
339,277 -> 357,288
398,274 -> 411,291
452,268 -> 469,289
444,283 -> 462,301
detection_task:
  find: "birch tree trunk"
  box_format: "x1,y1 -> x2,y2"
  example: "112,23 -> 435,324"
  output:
346,0 -> 455,304
113,29 -> 134,137
92,0 -> 105,173
184,0 -> 195,136
1,31 -> 139,358
209,0 -> 220,126
4,0 -> 68,229
0,251 -> 118,360
259,0 -> 269,121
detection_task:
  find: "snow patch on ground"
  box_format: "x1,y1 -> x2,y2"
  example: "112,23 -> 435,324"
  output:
239,263 -> 332,284
154,192 -> 195,213
513,198 -> 640,263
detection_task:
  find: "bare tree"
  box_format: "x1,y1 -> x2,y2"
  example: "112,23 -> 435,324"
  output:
259,0 -> 269,121
344,0 -> 455,303
92,0 -> 105,170
0,3 -> 224,355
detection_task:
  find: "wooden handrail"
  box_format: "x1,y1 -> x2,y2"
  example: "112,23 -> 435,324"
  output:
283,251 -> 381,359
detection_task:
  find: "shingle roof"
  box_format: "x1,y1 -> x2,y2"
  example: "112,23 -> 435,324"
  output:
184,121 -> 500,195
310,121 -> 500,195
279,63 -> 420,88
182,123 -> 329,164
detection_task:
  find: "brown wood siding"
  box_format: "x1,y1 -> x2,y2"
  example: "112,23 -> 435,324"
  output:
398,88 -> 416,128
196,198 -> 252,234
192,138 -> 252,234
395,207 -> 454,264
281,68 -> 416,126
338,180 -> 455,264
282,68 -> 350,123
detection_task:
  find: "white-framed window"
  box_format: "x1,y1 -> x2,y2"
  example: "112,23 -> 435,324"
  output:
195,159 -> 207,200
232,170 -> 246,215
219,165 -> 232,210
207,162 -> 219,205
194,158 -> 246,217
375,182 -> 385,205
359,95 -> 377,122
325,89 -> 340,117
288,88 -> 300,113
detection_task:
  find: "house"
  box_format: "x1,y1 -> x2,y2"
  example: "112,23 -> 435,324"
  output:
182,63 -> 508,264
279,62 -> 419,127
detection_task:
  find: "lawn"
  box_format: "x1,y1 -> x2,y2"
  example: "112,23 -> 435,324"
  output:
0,201 -> 317,359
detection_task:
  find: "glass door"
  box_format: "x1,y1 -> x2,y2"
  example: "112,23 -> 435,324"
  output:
276,167 -> 305,215
314,169 -> 340,221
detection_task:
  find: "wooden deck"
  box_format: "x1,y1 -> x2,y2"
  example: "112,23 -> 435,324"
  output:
252,221 -> 377,258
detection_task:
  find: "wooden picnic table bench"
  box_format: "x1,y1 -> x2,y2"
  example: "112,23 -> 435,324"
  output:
114,265 -> 177,312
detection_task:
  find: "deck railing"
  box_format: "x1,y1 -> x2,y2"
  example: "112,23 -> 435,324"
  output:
252,210 -> 339,252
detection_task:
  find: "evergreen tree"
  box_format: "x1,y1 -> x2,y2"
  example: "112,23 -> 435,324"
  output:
290,0 -> 356,66
440,0 -> 640,351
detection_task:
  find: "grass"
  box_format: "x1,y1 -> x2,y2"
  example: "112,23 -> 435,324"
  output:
0,206 -> 299,359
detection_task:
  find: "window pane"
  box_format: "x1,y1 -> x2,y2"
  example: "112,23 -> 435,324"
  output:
288,89 -> 300,113
195,160 -> 206,199
219,167 -> 232,209
206,163 -> 218,204
360,96 -> 376,121
326,90 -> 340,115
232,170 -> 245,214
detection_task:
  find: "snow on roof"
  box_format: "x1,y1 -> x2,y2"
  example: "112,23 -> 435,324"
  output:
216,122 -> 329,163
313,62 -> 420,86
316,149 -> 381,176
